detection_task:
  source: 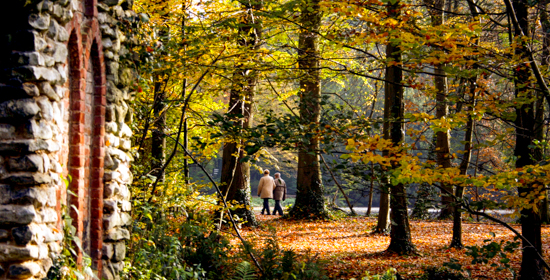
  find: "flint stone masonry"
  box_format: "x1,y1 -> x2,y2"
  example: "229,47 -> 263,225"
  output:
0,185 -> 56,207
0,99 -> 40,120
0,245 -> 39,262
0,0 -> 136,279
0,205 -> 36,225
8,262 -> 42,279
0,140 -> 59,155
3,173 -> 52,186
0,84 -> 40,101
7,155 -> 44,172
12,227 -> 33,246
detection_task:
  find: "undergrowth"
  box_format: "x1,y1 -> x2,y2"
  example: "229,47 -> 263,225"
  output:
124,201 -> 329,280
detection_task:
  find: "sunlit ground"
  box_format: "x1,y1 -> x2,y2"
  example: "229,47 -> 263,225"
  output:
230,214 -> 550,279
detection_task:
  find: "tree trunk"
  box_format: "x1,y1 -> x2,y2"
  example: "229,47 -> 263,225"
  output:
376,43 -> 396,232
289,0 -> 328,219
424,0 -> 453,219
376,188 -> 390,232
384,0 -> 415,255
182,5 -> 190,186
510,0 -> 545,278
450,79 -> 476,249
435,61 -> 454,219
151,23 -> 170,184
219,0 -> 261,226
152,72 -> 166,184
538,7 -> 549,224
450,2 -> 481,248
366,163 -> 374,216
377,85 -> 391,231
183,118 -> 190,184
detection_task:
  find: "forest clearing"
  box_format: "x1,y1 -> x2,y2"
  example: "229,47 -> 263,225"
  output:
237,214 -> 550,279
3,0 -> 550,279
119,0 -> 550,277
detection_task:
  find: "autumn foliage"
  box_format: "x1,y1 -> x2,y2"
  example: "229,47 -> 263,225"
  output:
125,0 -> 550,278
240,214 -> 550,279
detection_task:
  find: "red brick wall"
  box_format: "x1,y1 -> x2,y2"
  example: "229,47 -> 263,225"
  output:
65,5 -> 106,275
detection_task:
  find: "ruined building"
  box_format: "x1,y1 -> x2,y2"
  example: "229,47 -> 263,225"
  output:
0,0 -> 135,279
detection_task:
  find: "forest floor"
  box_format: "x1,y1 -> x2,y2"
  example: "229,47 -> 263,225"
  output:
234,214 -> 550,279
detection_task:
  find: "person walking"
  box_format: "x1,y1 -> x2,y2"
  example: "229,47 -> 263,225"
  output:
257,169 -> 275,215
273,172 -> 287,215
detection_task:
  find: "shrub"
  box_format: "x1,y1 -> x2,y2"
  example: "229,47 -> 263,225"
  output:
356,268 -> 400,280
125,203 -> 328,280
420,267 -> 468,280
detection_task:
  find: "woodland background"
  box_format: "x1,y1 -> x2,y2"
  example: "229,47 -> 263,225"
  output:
84,0 -> 550,278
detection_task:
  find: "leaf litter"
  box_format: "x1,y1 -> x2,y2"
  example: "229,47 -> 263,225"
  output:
229,214 -> 550,279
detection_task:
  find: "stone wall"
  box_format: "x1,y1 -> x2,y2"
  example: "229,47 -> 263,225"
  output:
96,1 -> 135,278
0,0 -> 135,279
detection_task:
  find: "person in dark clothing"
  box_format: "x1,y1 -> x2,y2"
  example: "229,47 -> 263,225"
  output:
272,172 -> 287,215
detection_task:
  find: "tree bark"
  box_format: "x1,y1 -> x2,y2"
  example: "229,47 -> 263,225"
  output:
424,0 -> 454,219
376,187 -> 390,232
450,79 -> 476,249
289,0 -> 328,219
219,0 -> 261,226
366,162 -> 375,216
183,118 -> 190,184
376,42 -> 396,232
450,1 -> 481,249
384,0 -> 416,255
538,7 -> 549,224
151,21 -> 170,184
152,69 -> 167,183
182,3 -> 190,185
377,77 -> 391,230
509,0 -> 545,278
435,61 -> 454,219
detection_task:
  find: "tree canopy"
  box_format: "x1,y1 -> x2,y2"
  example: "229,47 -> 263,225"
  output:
113,0 -> 550,278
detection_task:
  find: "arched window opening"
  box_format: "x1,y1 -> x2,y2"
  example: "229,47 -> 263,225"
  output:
86,41 -> 106,271
67,29 -> 85,262
67,32 -> 104,269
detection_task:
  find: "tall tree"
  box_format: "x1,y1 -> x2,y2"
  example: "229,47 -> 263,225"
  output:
506,0 -> 545,277
219,0 -> 262,226
151,20 -> 170,183
537,5 -> 549,224
289,0 -> 328,219
376,102 -> 391,232
385,0 -> 416,254
182,1 -> 190,185
449,78 -> 477,248
449,1 -> 480,249
424,0 -> 454,219
151,78 -> 167,182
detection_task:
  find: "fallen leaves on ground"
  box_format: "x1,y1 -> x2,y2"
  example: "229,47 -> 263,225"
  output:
230,214 -> 550,279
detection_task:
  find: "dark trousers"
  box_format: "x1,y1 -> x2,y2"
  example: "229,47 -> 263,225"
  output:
274,200 -> 283,215
261,198 -> 271,215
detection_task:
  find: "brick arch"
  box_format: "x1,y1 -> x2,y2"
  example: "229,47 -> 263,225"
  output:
58,22 -> 82,234
84,31 -> 107,275
66,20 -> 106,276
66,29 -> 85,266
85,0 -> 98,16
